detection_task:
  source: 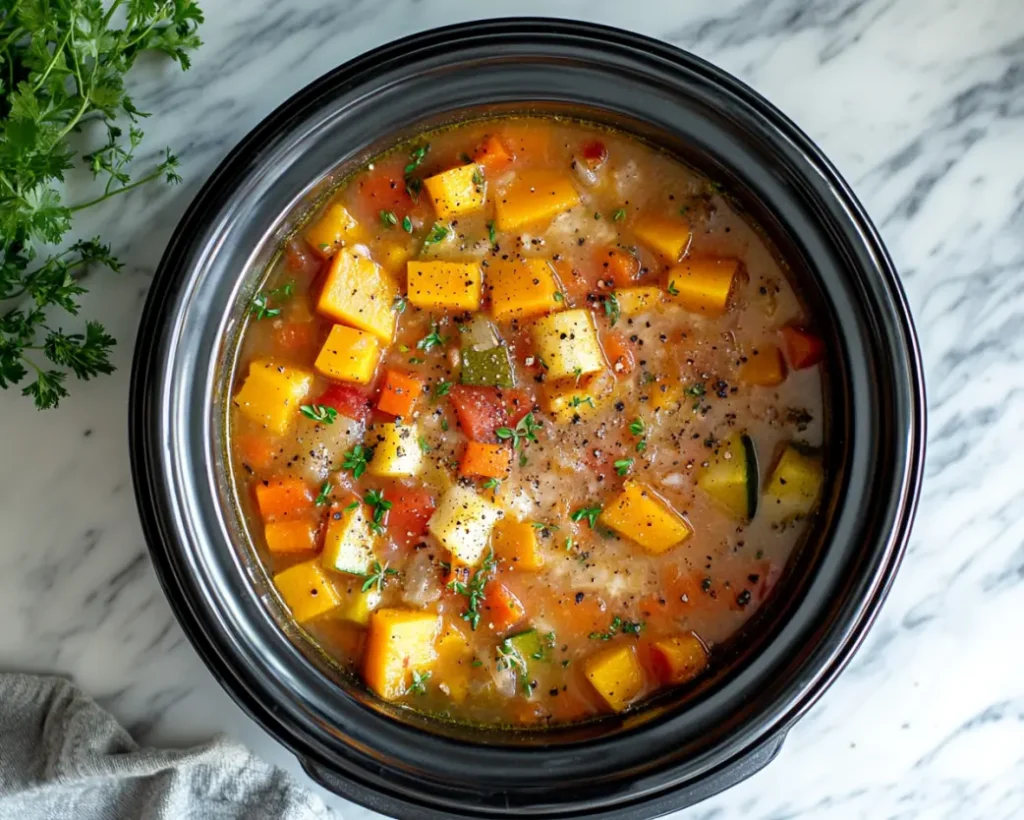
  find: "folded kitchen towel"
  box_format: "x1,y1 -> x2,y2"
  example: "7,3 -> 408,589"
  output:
0,672 -> 333,819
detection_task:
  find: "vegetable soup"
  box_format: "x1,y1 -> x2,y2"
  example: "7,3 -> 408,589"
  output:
229,117 -> 826,726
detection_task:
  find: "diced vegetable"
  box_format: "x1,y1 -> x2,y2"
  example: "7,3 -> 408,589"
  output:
697,434 -> 759,521
407,261 -> 482,311
494,170 -> 580,232
764,444 -> 823,520
264,519 -> 318,553
632,215 -> 691,262
314,324 -> 381,385
594,246 -> 640,287
459,441 -> 512,478
317,249 -> 397,342
363,608 -> 440,700
305,203 -> 363,257
316,383 -> 373,424
376,369 -> 425,418
238,433 -> 278,471
340,586 -> 381,626
501,628 -> 546,692
648,634 -> 709,684
493,519 -> 544,570
664,258 -> 738,317
615,286 -> 662,316
530,309 -> 605,380
386,488 -> 436,549
739,344 -> 787,387
356,170 -> 415,220
474,135 -> 513,172
273,559 -> 342,623
448,385 -> 508,442
543,381 -> 607,425
499,127 -> 549,163
423,163 -> 485,220
585,644 -> 644,712
378,241 -> 412,272
428,484 -> 503,566
435,625 -> 474,702
321,503 -> 377,575
461,346 -> 515,388
482,580 -> 525,633
234,359 -> 313,435
367,422 -> 424,478
255,477 -> 313,521
272,321 -> 317,355
648,380 -> 683,414
780,326 -> 824,369
599,481 -> 692,554
601,330 -> 636,377
487,258 -> 563,322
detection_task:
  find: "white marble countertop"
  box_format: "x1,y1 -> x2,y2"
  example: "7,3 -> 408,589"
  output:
2,0 -> 1022,817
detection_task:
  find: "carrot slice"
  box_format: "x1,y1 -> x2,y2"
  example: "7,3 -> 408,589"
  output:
780,326 -> 824,369
255,478 -> 314,521
376,369 -> 425,418
459,442 -> 512,478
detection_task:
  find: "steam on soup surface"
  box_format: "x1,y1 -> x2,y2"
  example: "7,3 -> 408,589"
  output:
230,117 -> 826,726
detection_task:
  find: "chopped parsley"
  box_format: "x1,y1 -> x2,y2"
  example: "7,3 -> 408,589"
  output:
300,404 -> 338,424
570,505 -> 603,529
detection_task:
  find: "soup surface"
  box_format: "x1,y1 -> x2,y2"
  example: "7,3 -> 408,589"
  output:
229,117 -> 826,726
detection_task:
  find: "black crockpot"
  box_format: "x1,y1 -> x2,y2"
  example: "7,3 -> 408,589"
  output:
130,19 -> 925,819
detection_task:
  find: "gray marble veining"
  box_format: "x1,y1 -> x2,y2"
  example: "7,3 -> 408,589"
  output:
1,0 -> 1022,817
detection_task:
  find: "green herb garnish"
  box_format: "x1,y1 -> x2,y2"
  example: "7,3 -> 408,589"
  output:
417,322 -> 447,352
422,222 -> 450,247
314,481 -> 332,506
614,458 -> 633,476
603,292 -> 620,327
402,215 -> 414,233
570,505 -> 603,529
342,444 -> 371,479
300,404 -> 338,424
251,280 -> 294,320
495,412 -> 542,450
487,220 -> 497,245
612,208 -> 627,222
588,616 -> 645,641
380,209 -> 398,229
363,489 -> 393,534
447,548 -> 496,631
435,380 -> 453,397
667,281 -> 680,297
405,669 -> 431,695
361,560 -> 399,593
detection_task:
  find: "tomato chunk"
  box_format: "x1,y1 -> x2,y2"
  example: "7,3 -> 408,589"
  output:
355,169 -> 415,220
448,385 -> 508,442
317,383 -> 373,423
386,487 -> 436,549
780,326 -> 824,369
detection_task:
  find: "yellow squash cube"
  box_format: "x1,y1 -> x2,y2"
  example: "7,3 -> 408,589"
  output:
615,286 -> 663,317
407,261 -> 482,311
665,258 -> 739,318
530,309 -> 605,381
321,503 -> 377,575
428,484 -> 503,566
339,585 -> 382,626
367,422 -> 423,478
314,324 -> 381,384
317,249 -> 397,342
632,215 -> 692,262
650,634 -> 709,685
600,481 -> 692,554
233,359 -> 313,435
487,258 -> 562,322
585,644 -> 644,712
423,163 -> 485,220
495,170 -> 580,232
273,559 -> 342,623
764,445 -> 823,521
305,203 -> 364,257
543,381 -> 608,425
363,608 -> 440,700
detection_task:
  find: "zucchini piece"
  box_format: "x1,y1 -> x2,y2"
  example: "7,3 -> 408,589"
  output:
697,433 -> 759,521
461,345 -> 515,388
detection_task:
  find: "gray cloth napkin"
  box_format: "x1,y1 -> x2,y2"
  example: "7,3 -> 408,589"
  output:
0,672 -> 333,819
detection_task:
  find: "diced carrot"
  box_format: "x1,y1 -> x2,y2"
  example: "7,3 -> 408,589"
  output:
459,442 -> 512,478
448,385 -> 508,442
255,478 -> 314,521
272,322 -> 317,355
647,634 -> 709,685
317,383 -> 373,424
739,344 -> 787,387
264,519 -> 318,553
238,433 -> 277,472
595,246 -> 639,288
780,326 -> 824,370
601,330 -> 636,377
482,580 -> 525,633
376,369 -> 425,418
386,487 -> 436,550
473,135 -> 513,172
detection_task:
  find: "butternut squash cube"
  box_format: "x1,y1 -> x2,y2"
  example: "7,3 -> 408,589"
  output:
233,359 -> 313,435
314,324 -> 381,384
530,309 -> 604,381
321,503 -> 377,575
367,422 -> 423,478
495,170 -> 580,232
615,286 -> 663,317
649,634 -> 709,684
273,559 -> 342,623
378,241 -> 413,273
665,258 -> 739,318
264,520 -> 318,554
428,484 -> 503,566
599,481 -> 692,554
764,445 -> 823,521
487,258 -> 562,322
317,249 -> 397,342
423,163 -> 485,220
493,519 -> 544,571
739,344 -> 787,387
363,608 -> 440,700
435,625 -> 474,703
542,381 -> 607,424
305,203 -> 364,257
340,586 -> 382,626
585,644 -> 644,712
632,215 -> 692,262
407,261 -> 482,311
